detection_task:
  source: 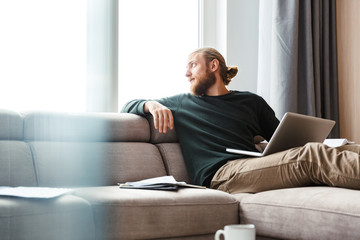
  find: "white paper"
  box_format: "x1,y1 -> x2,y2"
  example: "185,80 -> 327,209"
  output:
0,187 -> 73,199
119,175 -> 206,190
124,176 -> 185,187
323,138 -> 354,148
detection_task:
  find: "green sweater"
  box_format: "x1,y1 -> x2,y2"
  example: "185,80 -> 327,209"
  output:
122,91 -> 279,187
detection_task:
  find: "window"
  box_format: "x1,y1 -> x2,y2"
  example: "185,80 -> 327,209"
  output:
118,0 -> 199,107
0,0 -> 87,112
0,0 -> 198,112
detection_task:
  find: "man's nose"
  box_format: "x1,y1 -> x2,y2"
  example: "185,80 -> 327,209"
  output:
185,69 -> 191,78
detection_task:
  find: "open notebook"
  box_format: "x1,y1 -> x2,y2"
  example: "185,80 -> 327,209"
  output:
226,112 -> 335,157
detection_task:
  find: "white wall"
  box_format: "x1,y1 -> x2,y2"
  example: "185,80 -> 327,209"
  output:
202,0 -> 259,93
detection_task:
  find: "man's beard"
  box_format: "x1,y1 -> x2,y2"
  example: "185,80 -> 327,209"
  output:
190,70 -> 216,96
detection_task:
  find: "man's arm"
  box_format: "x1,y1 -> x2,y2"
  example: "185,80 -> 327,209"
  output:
144,101 -> 174,134
121,99 -> 174,134
257,97 -> 280,141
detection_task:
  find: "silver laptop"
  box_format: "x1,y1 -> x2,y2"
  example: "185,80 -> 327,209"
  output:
226,112 -> 336,157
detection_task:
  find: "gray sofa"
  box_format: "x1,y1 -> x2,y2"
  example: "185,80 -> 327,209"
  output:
1,109 -> 359,240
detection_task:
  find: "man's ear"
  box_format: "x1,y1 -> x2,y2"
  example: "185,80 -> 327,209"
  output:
209,59 -> 219,72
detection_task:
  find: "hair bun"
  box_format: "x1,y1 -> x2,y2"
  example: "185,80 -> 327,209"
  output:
225,66 -> 238,85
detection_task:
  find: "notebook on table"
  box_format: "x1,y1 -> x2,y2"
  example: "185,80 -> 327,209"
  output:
226,112 -> 336,157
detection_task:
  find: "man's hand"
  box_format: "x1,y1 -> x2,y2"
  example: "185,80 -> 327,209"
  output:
144,101 -> 174,133
254,135 -> 267,152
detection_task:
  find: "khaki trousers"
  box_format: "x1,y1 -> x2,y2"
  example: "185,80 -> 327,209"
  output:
210,143 -> 360,193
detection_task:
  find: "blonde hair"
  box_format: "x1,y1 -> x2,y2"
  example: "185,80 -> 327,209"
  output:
191,47 -> 238,85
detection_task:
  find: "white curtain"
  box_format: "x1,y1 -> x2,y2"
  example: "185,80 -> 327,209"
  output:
257,0 -> 274,109
87,0 -> 119,112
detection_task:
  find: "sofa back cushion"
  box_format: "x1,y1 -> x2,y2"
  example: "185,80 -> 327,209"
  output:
30,142 -> 167,187
22,112 -> 167,187
0,141 -> 37,186
0,110 -> 189,187
0,109 -> 37,186
145,115 -> 191,183
156,143 -> 190,183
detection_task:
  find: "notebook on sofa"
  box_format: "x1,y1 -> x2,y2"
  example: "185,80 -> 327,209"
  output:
226,112 -> 336,157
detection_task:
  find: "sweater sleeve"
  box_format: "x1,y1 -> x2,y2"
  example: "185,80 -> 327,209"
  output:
120,94 -> 184,115
120,99 -> 147,116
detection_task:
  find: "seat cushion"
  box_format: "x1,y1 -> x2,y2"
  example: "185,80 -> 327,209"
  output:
74,186 -> 239,239
0,194 -> 94,240
238,187 -> 360,240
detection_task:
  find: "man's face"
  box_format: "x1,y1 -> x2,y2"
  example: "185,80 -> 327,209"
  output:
186,53 -> 216,96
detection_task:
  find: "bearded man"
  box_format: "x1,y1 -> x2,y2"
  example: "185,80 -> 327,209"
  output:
122,47 -> 360,193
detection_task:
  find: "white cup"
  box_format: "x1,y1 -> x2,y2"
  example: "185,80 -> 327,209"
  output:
215,224 -> 256,240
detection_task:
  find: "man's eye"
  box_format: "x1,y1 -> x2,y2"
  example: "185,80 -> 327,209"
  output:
191,63 -> 196,68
